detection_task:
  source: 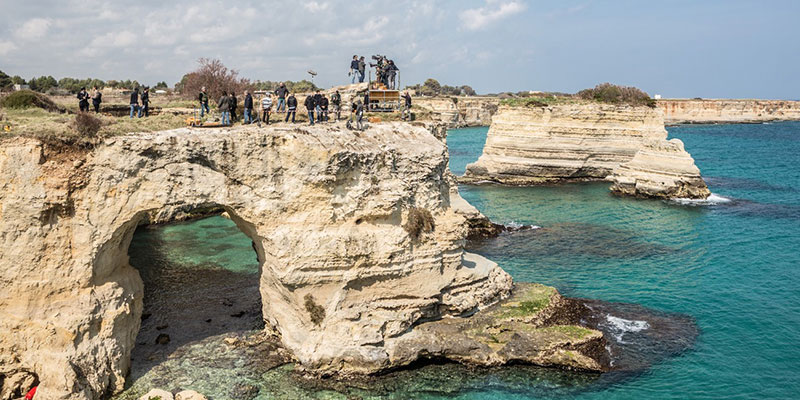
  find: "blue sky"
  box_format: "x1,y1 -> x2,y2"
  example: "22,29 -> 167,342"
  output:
0,0 -> 798,98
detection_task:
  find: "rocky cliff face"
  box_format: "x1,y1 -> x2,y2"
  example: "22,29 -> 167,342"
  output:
658,99 -> 800,124
462,104 -> 709,199
415,97 -> 499,127
0,123 -> 518,399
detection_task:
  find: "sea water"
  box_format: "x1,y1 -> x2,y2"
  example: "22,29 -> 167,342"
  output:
121,122 -> 800,399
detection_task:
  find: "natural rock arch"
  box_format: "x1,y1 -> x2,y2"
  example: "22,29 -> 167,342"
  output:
0,124 -> 511,399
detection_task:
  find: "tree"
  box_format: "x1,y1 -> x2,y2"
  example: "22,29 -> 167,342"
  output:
460,85 -> 476,96
11,76 -> 26,85
0,70 -> 11,89
179,58 -> 251,100
421,78 -> 441,96
30,76 -> 58,92
154,81 -> 168,89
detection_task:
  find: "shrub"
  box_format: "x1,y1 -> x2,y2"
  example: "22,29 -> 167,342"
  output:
404,208 -> 435,240
72,112 -> 102,137
304,294 -> 326,325
0,90 -> 63,112
577,83 -> 656,107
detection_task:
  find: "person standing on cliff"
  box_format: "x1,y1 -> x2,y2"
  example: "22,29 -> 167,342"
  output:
401,91 -> 412,121
331,90 -> 341,121
77,87 -> 90,112
261,92 -> 273,125
129,87 -> 139,118
243,90 -> 253,124
198,87 -> 210,118
349,55 -> 359,84
138,87 -> 150,118
285,93 -> 297,123
358,56 -> 366,83
275,83 -> 289,113
312,90 -> 323,123
229,91 -> 238,123
218,91 -> 230,125
91,87 -> 102,113
304,94 -> 316,125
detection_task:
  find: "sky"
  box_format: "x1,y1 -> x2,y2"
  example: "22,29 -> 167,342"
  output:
0,0 -> 798,99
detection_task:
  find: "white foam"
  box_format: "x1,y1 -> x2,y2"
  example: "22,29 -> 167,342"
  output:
503,221 -> 541,230
671,193 -> 732,206
604,315 -> 650,344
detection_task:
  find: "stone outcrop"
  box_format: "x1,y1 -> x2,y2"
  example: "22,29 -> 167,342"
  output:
610,139 -> 710,199
462,104 -> 669,184
462,104 -> 709,199
658,99 -> 800,124
0,123 -> 519,399
415,97 -> 499,127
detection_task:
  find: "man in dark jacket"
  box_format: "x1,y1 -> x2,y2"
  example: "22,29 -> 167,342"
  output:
243,90 -> 254,124
319,94 -> 329,122
349,55 -> 359,84
312,90 -> 323,123
229,92 -> 238,122
285,94 -> 297,123
275,83 -> 289,113
129,87 -> 139,118
218,91 -> 230,125
77,87 -> 90,112
304,95 -> 316,125
138,87 -> 150,118
91,87 -> 102,113
198,87 -> 210,117
386,60 -> 399,89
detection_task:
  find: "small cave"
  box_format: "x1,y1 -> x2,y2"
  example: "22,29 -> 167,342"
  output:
124,212 -> 265,385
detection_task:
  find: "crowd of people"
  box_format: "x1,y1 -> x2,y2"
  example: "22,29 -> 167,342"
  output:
196,84 -> 348,127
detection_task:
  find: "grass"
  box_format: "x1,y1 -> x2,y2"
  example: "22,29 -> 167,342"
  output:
499,96 -> 579,108
497,284 -> 556,318
0,107 -> 187,143
536,325 -> 595,340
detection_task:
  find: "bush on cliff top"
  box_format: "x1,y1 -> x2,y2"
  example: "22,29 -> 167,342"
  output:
577,83 -> 656,108
0,90 -> 64,112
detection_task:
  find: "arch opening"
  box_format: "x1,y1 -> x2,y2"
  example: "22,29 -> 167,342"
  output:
118,207 -> 281,395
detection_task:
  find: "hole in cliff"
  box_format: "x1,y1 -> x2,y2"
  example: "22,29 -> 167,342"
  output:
125,212 -> 268,387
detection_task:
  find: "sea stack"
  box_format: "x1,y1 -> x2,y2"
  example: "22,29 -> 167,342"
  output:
462,103 -> 709,199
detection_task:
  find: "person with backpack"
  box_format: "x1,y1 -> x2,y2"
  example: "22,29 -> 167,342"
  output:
285,94 -> 297,123
304,94 -> 316,125
77,87 -> 90,112
129,87 -> 139,118
275,83 -> 289,113
198,87 -> 210,117
138,87 -> 150,118
218,91 -> 230,126
91,87 -> 102,113
243,90 -> 254,124
261,92 -> 273,124
331,90 -> 341,121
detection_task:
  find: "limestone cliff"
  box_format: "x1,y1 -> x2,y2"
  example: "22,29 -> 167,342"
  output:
658,99 -> 800,124
0,123 -> 517,399
415,97 -> 499,128
462,104 -> 709,199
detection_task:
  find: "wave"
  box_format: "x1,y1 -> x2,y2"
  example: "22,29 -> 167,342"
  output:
503,220 -> 540,230
670,193 -> 732,206
603,315 -> 650,344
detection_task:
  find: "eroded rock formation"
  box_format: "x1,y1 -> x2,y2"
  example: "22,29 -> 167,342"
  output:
658,99 -> 800,124
610,139 -> 710,199
414,97 -> 499,128
462,104 -> 709,198
1,123 -> 516,399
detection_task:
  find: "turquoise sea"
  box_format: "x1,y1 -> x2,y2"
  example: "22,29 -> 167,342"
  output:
123,122 -> 800,399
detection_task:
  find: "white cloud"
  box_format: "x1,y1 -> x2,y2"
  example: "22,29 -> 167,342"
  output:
16,18 -> 52,40
90,31 -> 138,48
459,1 -> 526,31
0,41 -> 17,56
304,1 -> 329,12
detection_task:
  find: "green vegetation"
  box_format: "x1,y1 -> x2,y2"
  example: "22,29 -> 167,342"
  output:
73,112 -> 102,137
498,284 -> 556,318
0,70 -> 11,89
0,90 -> 64,112
404,208 -> 435,240
577,82 -> 656,107
406,78 -> 476,96
537,325 -> 595,340
500,95 -> 576,108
